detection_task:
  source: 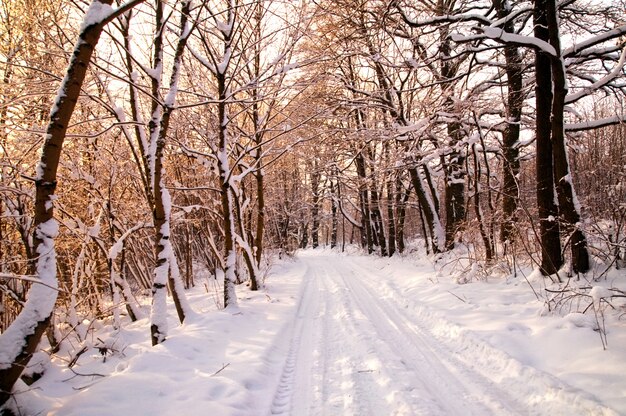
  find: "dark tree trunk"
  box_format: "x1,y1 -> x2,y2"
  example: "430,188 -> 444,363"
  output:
330,178 -> 338,249
356,152 -> 374,253
311,161 -> 321,249
364,144 -> 387,256
408,165 -> 443,253
494,0 -> 523,244
534,0 -> 563,275
300,221 -> 309,249
472,144 -> 493,261
545,0 -> 590,274
443,118 -> 466,250
251,4 -> 265,268
395,180 -> 410,254
386,174 -> 396,257
369,187 -> 387,256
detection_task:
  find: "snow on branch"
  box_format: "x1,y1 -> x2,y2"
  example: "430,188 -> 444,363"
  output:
565,48 -> 626,104
565,114 -> 626,132
459,27 -> 557,57
564,24 -> 626,58
81,0 -> 146,33
395,5 -> 490,27
80,1 -> 114,32
108,222 -> 150,260
0,273 -> 68,293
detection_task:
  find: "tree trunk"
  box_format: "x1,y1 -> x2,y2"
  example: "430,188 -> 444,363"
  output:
355,151 -> 374,253
545,0 -> 590,274
472,144 -> 493,261
534,0 -> 563,275
408,165 -> 444,253
366,145 -> 387,256
495,0 -> 523,244
149,0 -> 194,344
395,180 -> 409,254
443,117 -> 466,250
310,161 -> 321,249
330,177 -> 338,249
214,4 -> 238,309
386,173 -> 396,257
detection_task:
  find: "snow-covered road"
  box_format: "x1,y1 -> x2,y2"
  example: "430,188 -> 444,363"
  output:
267,253 -> 618,416
20,250 -> 624,416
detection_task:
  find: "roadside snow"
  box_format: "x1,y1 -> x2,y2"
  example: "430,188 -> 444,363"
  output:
10,248 -> 626,415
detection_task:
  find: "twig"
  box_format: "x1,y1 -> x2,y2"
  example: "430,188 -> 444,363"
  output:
446,290 -> 467,303
67,346 -> 89,369
62,367 -> 106,382
211,363 -> 230,377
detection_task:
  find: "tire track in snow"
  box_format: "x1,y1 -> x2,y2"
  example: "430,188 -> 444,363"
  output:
335,260 -> 523,415
267,253 -> 617,415
340,256 -> 619,416
269,266 -> 320,415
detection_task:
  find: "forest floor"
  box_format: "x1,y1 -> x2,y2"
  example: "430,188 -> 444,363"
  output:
12,247 -> 626,415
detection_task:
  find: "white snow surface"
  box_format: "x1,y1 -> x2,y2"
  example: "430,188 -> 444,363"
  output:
13,248 -> 626,415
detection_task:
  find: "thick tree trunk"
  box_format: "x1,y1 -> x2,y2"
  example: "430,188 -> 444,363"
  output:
472,144 -> 493,261
408,165 -> 444,253
534,0 -> 563,275
495,0 -> 523,244
545,0 -> 590,274
443,118 -> 466,250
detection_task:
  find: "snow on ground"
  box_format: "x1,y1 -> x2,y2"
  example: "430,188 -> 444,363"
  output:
10,247 -> 626,415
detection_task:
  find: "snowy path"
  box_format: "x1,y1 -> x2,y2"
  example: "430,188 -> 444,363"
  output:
24,251 -> 622,416
266,253 -> 617,416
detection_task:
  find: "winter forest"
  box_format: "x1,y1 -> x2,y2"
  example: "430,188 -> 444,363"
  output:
1,0 -> 626,414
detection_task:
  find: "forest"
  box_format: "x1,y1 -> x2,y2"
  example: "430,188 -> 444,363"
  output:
0,0 -> 625,412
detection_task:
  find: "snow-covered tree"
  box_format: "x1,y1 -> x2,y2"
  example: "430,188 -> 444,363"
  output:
0,0 -> 145,408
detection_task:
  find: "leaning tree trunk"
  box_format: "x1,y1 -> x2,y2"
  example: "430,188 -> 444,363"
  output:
545,0 -> 590,274
0,0 -> 144,408
534,0 -> 563,276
